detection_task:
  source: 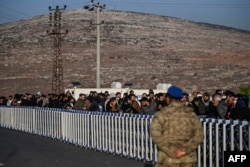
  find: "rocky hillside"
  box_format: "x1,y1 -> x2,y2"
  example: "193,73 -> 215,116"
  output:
1,9 -> 250,96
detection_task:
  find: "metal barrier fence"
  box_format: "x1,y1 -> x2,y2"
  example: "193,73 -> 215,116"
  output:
0,107 -> 249,167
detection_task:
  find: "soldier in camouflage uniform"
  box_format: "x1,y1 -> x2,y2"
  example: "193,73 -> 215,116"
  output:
150,85 -> 204,167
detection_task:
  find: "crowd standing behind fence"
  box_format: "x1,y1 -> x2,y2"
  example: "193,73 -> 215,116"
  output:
0,86 -> 250,121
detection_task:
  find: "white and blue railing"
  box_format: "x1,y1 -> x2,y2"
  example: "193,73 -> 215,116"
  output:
0,106 -> 249,167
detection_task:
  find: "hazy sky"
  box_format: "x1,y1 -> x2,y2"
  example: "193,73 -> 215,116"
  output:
0,0 -> 250,31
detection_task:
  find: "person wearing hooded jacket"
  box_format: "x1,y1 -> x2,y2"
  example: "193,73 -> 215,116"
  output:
230,94 -> 250,121
150,85 -> 204,167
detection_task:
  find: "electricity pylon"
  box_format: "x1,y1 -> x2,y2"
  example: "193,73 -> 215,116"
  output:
47,5 -> 68,95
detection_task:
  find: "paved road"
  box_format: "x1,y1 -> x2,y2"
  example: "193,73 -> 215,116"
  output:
0,128 -> 146,167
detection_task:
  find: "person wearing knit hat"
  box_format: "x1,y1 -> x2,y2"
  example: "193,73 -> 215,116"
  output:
166,85 -> 183,99
151,85 -> 204,167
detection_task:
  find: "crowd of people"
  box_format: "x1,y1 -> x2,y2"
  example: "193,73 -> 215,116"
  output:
0,87 -> 250,121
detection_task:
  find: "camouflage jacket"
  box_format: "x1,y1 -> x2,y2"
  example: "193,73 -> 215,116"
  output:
150,101 -> 204,164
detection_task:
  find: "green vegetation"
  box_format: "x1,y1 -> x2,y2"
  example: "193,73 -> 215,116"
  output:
239,84 -> 250,105
240,84 -> 250,95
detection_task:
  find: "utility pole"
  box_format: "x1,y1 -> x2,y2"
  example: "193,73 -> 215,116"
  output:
47,5 -> 68,95
84,1 -> 105,88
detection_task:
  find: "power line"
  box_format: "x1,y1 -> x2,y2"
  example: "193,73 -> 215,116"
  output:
0,4 -> 31,18
0,11 -> 21,22
0,4 -> 33,23
104,1 -> 250,8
